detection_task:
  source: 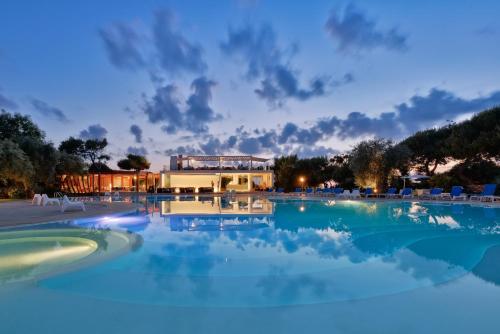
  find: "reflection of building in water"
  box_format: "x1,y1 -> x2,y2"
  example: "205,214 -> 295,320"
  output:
160,196 -> 274,216
159,196 -> 274,231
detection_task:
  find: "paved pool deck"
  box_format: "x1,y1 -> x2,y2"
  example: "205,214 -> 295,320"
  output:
0,200 -> 141,228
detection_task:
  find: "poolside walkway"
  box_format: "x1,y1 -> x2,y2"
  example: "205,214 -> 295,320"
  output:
0,200 -> 140,228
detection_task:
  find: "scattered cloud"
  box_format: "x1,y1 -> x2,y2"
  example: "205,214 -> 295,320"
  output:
30,98 -> 69,123
142,76 -> 221,134
0,91 -> 18,110
143,84 -> 183,133
221,23 -> 352,108
152,9 -> 206,75
163,88 -> 500,157
99,8 -> 206,77
325,3 -> 408,54
79,124 -> 108,140
99,23 -> 146,71
127,146 -> 148,155
129,124 -> 143,143
184,77 -> 222,133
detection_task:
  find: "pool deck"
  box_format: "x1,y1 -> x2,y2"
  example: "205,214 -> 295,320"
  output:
0,200 -> 141,228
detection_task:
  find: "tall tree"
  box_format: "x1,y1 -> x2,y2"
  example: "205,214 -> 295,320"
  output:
349,139 -> 396,191
59,137 -> 110,193
273,155 -> 298,192
117,154 -> 151,194
399,127 -> 452,176
0,139 -> 34,197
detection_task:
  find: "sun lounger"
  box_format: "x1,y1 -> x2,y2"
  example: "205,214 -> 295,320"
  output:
41,194 -> 60,206
338,190 -> 351,199
333,188 -> 344,197
32,194 -> 42,205
363,188 -> 375,198
382,188 -> 398,198
441,186 -> 467,201
61,195 -> 86,212
470,184 -> 497,202
401,187 -> 413,199
351,189 -> 361,199
420,188 -> 442,200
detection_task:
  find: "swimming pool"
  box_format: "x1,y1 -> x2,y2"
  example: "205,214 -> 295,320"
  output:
1,196 -> 499,333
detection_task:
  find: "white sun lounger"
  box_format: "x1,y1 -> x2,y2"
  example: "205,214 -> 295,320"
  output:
41,194 -> 60,206
32,194 -> 42,205
61,195 -> 86,212
350,189 -> 361,199
338,190 -> 351,199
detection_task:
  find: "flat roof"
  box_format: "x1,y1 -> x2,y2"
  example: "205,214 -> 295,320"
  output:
176,155 -> 269,163
163,170 -> 273,174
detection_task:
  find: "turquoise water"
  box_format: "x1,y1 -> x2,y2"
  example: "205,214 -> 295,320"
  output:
1,196 -> 500,333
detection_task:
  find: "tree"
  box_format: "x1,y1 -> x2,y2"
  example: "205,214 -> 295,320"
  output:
0,110 -> 44,142
349,139 -> 394,191
273,155 -> 298,192
400,127 -> 452,175
59,137 -> 110,193
117,154 -> 151,193
447,107 -> 500,161
326,154 -> 355,188
0,139 -> 34,197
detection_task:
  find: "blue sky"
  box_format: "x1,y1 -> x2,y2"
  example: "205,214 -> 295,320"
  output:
1,0 -> 499,169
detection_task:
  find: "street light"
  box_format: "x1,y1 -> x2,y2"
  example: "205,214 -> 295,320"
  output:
299,176 -> 305,191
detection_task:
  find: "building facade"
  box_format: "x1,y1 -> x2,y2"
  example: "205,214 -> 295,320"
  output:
159,155 -> 274,193
60,155 -> 273,194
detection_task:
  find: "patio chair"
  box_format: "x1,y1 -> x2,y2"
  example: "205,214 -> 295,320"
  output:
276,187 -> 285,194
306,188 -> 314,195
61,195 -> 86,212
350,189 -> 361,199
441,186 -> 467,201
470,184 -> 497,202
41,194 -> 60,206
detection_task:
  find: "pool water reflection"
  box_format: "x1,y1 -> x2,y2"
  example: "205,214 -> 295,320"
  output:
29,196 -> 500,307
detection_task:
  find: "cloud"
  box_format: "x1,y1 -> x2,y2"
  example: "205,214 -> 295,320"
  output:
30,98 -> 69,123
0,91 -> 18,110
79,124 -> 108,140
184,77 -> 222,133
129,124 -> 143,143
152,9 -> 206,75
127,146 -> 148,156
143,84 -> 183,133
164,145 -> 203,156
221,23 -> 352,107
99,23 -> 146,70
142,76 -> 221,134
99,8 -> 206,77
162,88 -> 500,157
325,3 -> 408,54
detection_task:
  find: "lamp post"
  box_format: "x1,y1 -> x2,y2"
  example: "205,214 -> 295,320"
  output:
299,176 -> 305,191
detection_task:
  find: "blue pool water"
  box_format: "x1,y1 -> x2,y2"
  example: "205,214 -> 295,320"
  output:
1,196 -> 500,333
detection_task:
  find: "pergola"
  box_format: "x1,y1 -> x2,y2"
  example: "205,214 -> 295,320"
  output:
178,155 -> 269,169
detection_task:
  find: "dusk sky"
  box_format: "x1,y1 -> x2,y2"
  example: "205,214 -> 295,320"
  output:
1,0 -> 500,170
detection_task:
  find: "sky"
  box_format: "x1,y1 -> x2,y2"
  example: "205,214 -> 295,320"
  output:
1,0 -> 499,170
